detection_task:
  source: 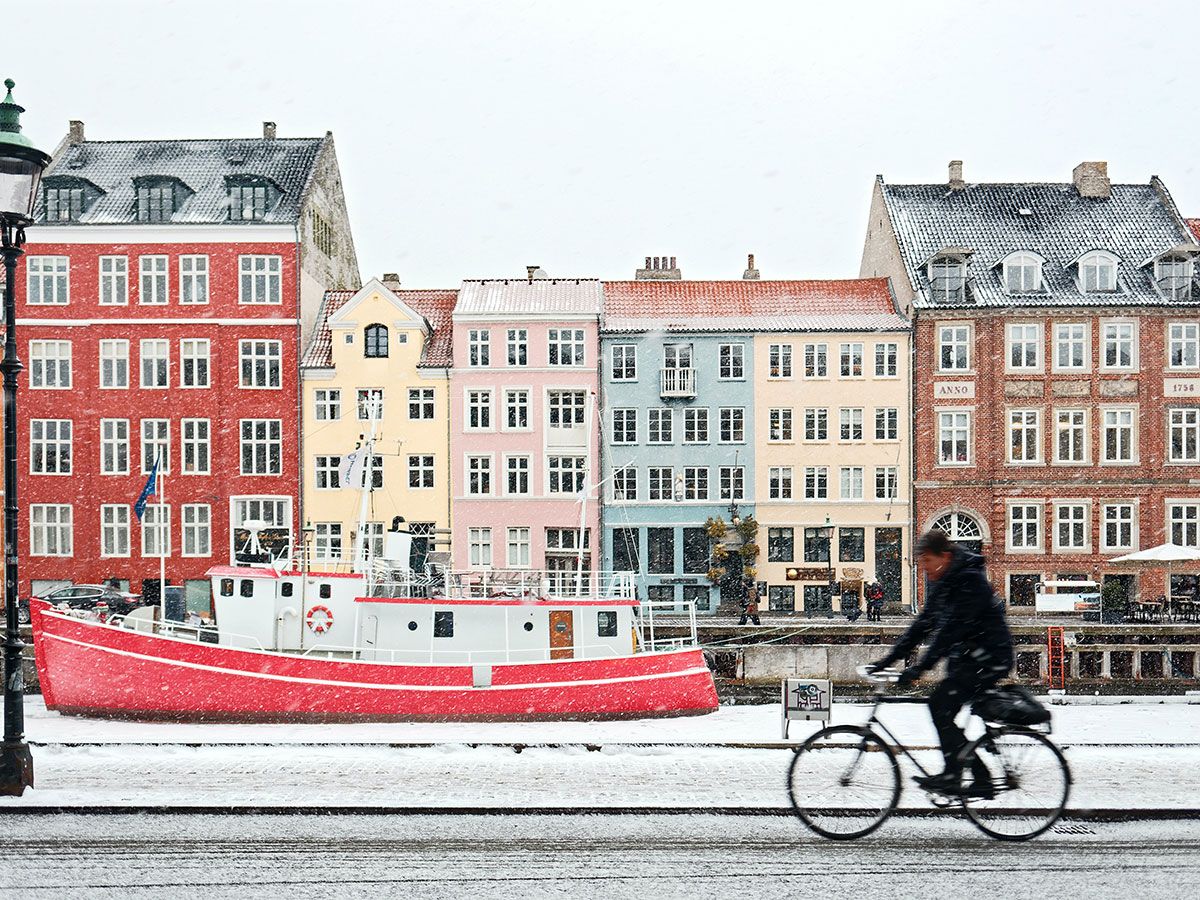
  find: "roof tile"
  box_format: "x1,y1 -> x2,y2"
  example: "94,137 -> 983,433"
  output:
301,287 -> 458,369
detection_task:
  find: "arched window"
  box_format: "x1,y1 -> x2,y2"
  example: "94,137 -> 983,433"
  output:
1002,252 -> 1043,294
1078,251 -> 1118,293
1156,253 -> 1194,302
364,324 -> 389,358
931,511 -> 984,553
929,256 -> 967,304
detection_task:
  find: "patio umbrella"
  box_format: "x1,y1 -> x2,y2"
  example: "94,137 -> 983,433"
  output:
1111,543 -> 1200,616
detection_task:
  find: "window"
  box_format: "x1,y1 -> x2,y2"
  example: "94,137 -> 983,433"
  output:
406,388 -> 435,421
1169,409 -> 1200,463
839,408 -> 863,441
467,456 -> 492,495
612,466 -> 637,501
228,178 -> 271,221
719,343 -> 744,379
839,343 -> 863,377
27,257 -> 69,305
357,388 -> 384,420
468,329 -> 490,366
612,408 -> 637,444
1102,408 -> 1135,463
1101,322 -> 1135,369
839,466 -> 863,499
30,419 -> 71,474
182,504 -> 211,557
142,503 -> 171,558
467,390 -> 492,430
100,504 -> 130,557
597,610 -> 618,637
548,390 -> 586,429
139,256 -> 168,305
768,408 -> 793,442
1156,254 -> 1194,301
180,255 -> 209,304
100,419 -> 129,475
141,419 -> 170,474
875,467 -> 898,500
44,183 -> 86,221
31,504 -> 72,556
99,256 -> 128,306
1169,323 -> 1200,369
315,455 -> 341,489
1008,409 -> 1040,463
548,456 -> 586,494
769,343 -> 792,378
1055,409 -> 1086,463
1055,504 -> 1088,551
804,466 -> 828,500
140,339 -> 169,388
182,339 -> 211,388
803,343 -> 826,378
803,527 -> 830,563
1009,504 -> 1041,551
719,408 -> 744,443
647,528 -> 674,574
316,389 -> 341,421
938,325 -> 970,370
874,342 -> 898,377
1007,323 -> 1040,370
1054,323 -> 1088,370
611,344 -> 636,380
505,328 -> 527,366
875,407 -> 898,441
1003,252 -> 1042,293
769,586 -> 796,612
682,527 -> 709,574
804,408 -> 828,441
181,419 -> 210,475
237,339 -> 281,388
504,389 -> 529,430
100,340 -> 129,389
549,328 -> 585,366
239,419 -> 281,475
938,410 -> 971,464
1103,504 -> 1134,551
683,408 -> 709,444
682,467 -> 708,500
1170,503 -> 1200,547
29,340 -> 71,389
1079,251 -> 1117,292
238,255 -> 282,304
314,523 -> 343,561
136,181 -> 178,222
506,527 -> 531,568
769,466 -> 793,500
364,324 -> 389,358
468,528 -> 492,567
648,408 -> 673,444
929,257 -> 966,303
839,527 -> 865,562
506,455 -> 530,495
719,466 -> 745,501
768,527 -> 794,562
648,467 -> 674,501
355,521 -> 385,566
408,455 -> 435,488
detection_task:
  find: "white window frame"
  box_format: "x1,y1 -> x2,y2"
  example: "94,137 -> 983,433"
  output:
502,388 -> 530,431
1100,320 -> 1137,371
504,454 -> 530,496
99,339 -> 129,389
1007,501 -> 1043,553
1168,407 -> 1200,464
874,407 -> 899,441
611,408 -> 637,445
468,527 -> 492,568
547,455 -> 586,495
611,465 -> 637,502
1007,408 -> 1042,465
141,418 -> 170,474
1053,322 -> 1090,372
27,256 -> 69,305
140,339 -> 169,388
314,523 -> 343,562
506,527 -> 531,568
1101,502 -> 1136,553
238,419 -> 281,476
356,388 -> 384,421
29,340 -> 71,389
839,407 -> 863,442
804,407 -> 828,442
839,342 -> 864,377
803,466 -> 828,500
648,408 -> 673,444
314,455 -> 341,490
408,387 -> 435,421
100,504 -> 131,558
718,407 -> 745,444
611,344 -> 637,381
99,255 -> 129,306
238,255 -> 282,304
1168,322 -> 1200,371
647,466 -> 674,501
468,329 -> 491,367
839,466 -> 864,500
181,418 -> 210,475
1078,250 -> 1118,293
803,343 -> 827,378
139,255 -> 169,305
100,418 -> 129,476
768,466 -> 793,500
506,328 -> 528,367
141,503 -> 171,558
874,466 -> 899,500
466,454 -> 494,496
466,389 -> 493,431
937,408 -> 973,466
1168,501 -> 1200,548
718,342 -> 745,380
1006,322 -> 1042,372
238,339 -> 282,389
180,255 -> 210,305
31,504 -> 72,556
182,503 -> 212,558
1101,406 -> 1138,465
937,324 -> 971,372
316,388 -> 341,421
1002,251 -> 1043,294
768,343 -> 793,379
407,454 -> 435,490
1053,502 -> 1090,553
1053,408 -> 1088,465
719,466 -> 744,501
682,466 -> 709,501
768,408 -> 793,443
30,419 -> 72,475
181,338 -> 211,389
548,328 -> 585,367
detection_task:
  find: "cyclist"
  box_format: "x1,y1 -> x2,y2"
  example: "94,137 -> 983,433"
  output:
867,529 -> 1014,795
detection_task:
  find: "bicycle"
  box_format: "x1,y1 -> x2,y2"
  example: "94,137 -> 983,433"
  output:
786,666 -> 1072,842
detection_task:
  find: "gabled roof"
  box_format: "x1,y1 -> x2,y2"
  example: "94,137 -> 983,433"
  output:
601,279 -> 906,333
301,286 -> 458,369
1188,218 -> 1200,243
454,278 -> 603,318
33,137 -> 325,225
879,178 -> 1198,308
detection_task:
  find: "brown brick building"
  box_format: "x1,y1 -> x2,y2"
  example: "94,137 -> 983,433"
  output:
861,160 -> 1200,611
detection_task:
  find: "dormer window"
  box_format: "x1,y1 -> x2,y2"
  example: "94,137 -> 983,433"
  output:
1157,254 -> 1194,302
928,254 -> 968,304
227,175 -> 279,222
134,176 -> 191,223
1078,250 -> 1118,293
42,176 -> 100,222
1002,252 -> 1043,294
364,324 -> 389,358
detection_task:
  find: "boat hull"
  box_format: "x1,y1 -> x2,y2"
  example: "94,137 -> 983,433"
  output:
31,601 -> 719,722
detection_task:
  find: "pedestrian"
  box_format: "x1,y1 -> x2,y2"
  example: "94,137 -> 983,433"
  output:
867,582 -> 885,622
738,584 -> 761,626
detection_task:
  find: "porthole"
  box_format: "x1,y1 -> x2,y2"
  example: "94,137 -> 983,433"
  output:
408,621 -> 418,631
523,621 -> 533,632
319,584 -> 332,599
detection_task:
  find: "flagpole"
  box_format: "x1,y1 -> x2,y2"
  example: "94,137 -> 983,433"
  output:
158,452 -> 166,623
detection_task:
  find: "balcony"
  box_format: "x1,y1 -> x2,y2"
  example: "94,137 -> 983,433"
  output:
659,367 -> 696,399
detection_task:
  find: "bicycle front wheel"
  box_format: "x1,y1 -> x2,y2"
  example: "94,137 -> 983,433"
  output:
959,727 -> 1072,841
786,725 -> 900,840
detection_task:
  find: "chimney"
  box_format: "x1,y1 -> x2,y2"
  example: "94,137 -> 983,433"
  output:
263,121 -> 277,140
68,120 -> 85,144
948,160 -> 965,191
381,273 -> 401,288
742,253 -> 760,280
635,254 -> 682,280
1073,161 -> 1110,199
526,265 -> 538,282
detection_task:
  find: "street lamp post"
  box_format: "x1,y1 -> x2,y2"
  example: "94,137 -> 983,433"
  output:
0,79 -> 50,797
817,515 -> 835,613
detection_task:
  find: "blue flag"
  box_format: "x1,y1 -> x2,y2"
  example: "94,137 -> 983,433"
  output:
134,455 -> 159,522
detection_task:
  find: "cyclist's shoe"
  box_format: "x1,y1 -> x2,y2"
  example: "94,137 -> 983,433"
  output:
914,771 -> 959,794
963,779 -> 996,799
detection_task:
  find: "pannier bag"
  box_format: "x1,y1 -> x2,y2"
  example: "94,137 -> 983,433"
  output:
975,684 -> 1052,726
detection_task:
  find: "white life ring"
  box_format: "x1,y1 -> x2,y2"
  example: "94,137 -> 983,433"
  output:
305,604 -> 334,634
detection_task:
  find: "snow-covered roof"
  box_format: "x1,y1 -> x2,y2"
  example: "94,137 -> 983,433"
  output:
454,278 -> 603,318
302,286 -> 458,369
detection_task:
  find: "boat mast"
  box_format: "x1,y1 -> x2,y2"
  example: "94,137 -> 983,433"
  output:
353,396 -> 382,589
575,390 -> 595,597
158,452 -> 166,622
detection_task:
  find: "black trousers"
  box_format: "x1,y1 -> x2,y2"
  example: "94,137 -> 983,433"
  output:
928,667 -> 1000,771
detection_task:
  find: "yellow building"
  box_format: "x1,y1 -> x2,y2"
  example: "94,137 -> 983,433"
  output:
300,277 -> 457,568
752,279 -> 912,614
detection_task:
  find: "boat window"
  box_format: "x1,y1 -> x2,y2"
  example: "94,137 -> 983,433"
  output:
523,621 -> 533,632
220,578 -> 234,597
597,610 -> 618,637
319,584 -> 332,599
239,579 -> 254,597
407,620 -> 418,631
434,610 -> 454,638
280,582 -> 293,597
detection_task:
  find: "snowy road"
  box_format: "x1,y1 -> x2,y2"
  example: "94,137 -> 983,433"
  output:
2,814 -> 1197,899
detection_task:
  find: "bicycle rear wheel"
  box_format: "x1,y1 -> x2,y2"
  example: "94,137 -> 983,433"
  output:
786,725 -> 900,840
958,727 -> 1071,841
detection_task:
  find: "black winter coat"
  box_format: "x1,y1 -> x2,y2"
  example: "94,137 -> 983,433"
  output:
883,548 -> 1014,678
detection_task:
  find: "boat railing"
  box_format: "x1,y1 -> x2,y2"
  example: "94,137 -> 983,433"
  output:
109,613 -> 265,651
366,568 -> 636,602
296,638 -> 682,665
634,599 -> 699,652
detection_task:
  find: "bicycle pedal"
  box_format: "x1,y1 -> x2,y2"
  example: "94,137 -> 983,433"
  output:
927,792 -> 956,808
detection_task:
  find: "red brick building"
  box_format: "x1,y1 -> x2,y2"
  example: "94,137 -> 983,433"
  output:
861,160 -> 1200,611
20,121 -> 359,606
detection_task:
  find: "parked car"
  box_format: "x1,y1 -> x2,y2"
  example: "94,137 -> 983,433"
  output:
18,584 -> 144,624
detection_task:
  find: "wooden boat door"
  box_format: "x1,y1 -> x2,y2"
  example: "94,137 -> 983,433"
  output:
548,610 -> 574,659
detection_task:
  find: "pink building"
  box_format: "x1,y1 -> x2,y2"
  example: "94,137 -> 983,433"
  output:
449,276 -> 603,591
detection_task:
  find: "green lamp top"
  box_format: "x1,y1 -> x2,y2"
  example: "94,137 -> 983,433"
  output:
0,78 -> 50,159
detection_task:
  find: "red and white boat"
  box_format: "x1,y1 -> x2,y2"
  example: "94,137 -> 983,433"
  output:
31,527 -> 717,722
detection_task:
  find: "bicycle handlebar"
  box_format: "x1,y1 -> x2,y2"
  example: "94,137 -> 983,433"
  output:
856,664 -> 901,684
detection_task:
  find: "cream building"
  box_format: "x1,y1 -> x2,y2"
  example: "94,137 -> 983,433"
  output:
300,277 -> 457,569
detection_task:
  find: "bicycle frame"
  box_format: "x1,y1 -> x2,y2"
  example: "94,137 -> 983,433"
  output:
858,691 -> 944,779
